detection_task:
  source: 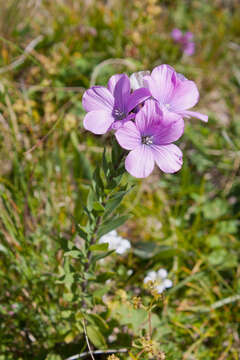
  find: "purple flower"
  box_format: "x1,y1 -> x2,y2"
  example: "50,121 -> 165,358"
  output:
82,74 -> 150,134
143,64 -> 208,122
115,99 -> 184,178
171,28 -> 195,56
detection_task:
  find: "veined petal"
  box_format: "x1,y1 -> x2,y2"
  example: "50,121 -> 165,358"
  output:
126,87 -> 151,113
115,121 -> 141,150
145,64 -> 176,104
130,70 -> 150,90
153,117 -> 184,145
113,74 -> 131,113
169,80 -> 199,111
108,74 -> 124,94
83,110 -> 114,134
135,99 -> 163,135
125,145 -> 155,178
82,86 -> 114,112
151,144 -> 183,173
180,110 -> 208,122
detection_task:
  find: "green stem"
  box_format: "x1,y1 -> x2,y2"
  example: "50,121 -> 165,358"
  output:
81,146 -> 126,307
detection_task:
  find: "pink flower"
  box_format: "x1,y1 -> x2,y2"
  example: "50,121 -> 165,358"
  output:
143,64 -> 208,122
115,99 -> 184,178
171,28 -> 195,56
82,74 -> 150,134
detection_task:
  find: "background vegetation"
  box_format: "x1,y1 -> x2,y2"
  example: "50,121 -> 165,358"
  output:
0,0 -> 240,359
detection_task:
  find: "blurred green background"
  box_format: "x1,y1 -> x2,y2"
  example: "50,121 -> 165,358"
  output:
0,0 -> 240,359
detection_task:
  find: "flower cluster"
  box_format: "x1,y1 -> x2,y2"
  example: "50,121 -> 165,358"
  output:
82,64 -> 207,178
99,230 -> 131,255
144,268 -> 172,294
171,28 -> 195,56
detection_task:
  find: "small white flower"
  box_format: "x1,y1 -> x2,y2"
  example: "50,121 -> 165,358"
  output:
144,268 -> 173,294
130,70 -> 150,90
99,230 -> 131,255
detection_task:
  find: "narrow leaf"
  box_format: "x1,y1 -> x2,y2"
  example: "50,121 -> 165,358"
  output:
97,215 -> 130,238
89,243 -> 109,252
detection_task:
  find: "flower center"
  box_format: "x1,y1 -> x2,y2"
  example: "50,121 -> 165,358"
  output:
113,108 -> 125,120
142,136 -> 154,145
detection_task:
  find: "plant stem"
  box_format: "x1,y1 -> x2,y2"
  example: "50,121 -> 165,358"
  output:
81,215 -> 102,307
81,147 -> 125,307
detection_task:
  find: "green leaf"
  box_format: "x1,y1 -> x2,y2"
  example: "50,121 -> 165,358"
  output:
93,285 -> 111,299
87,188 -> 95,211
97,215 -> 130,238
90,243 -> 109,252
70,131 -> 92,180
0,244 -> 7,253
104,186 -> 132,217
133,243 -> 177,260
86,325 -> 106,348
64,250 -> 81,259
93,201 -> 105,212
93,165 -> 104,193
92,250 -> 115,263
102,147 -> 109,179
111,137 -> 122,168
77,224 -> 89,241
85,313 -> 109,331
64,273 -> 74,290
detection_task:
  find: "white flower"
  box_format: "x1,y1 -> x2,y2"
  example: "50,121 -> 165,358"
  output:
99,230 -> 131,255
130,70 -> 150,90
144,268 -> 173,294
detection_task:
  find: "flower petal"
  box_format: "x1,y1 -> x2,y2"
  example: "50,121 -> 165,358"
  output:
151,144 -> 183,173
169,80 -> 199,111
135,99 -> 163,135
83,110 -> 114,134
126,87 -> 151,113
144,64 -> 176,104
146,271 -> 157,281
125,145 -> 155,178
163,279 -> 173,288
113,74 -> 131,113
108,74 -> 124,94
115,121 -> 141,150
157,269 -> 168,279
82,86 -> 114,112
130,70 -> 150,90
183,42 -> 195,56
183,31 -> 194,41
156,285 -> 165,294
153,116 -> 184,145
171,28 -> 182,41
180,110 -> 208,122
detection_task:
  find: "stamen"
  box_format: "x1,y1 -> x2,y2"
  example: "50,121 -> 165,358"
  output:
113,108 -> 125,120
142,136 -> 154,145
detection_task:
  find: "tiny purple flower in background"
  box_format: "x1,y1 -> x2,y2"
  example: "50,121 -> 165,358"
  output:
82,74 -> 150,134
143,64 -> 208,122
115,99 -> 184,178
171,28 -> 195,56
